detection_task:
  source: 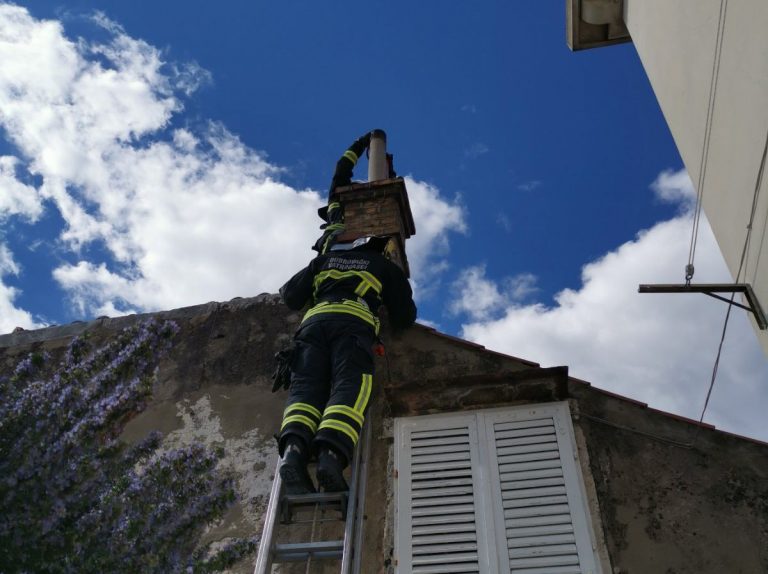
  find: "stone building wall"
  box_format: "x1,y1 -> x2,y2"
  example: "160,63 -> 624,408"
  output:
2,295 -> 767,573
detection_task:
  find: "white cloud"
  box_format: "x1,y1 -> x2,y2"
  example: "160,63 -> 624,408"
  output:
651,168 -> 696,209
450,265 -> 506,321
0,156 -> 43,221
456,170 -> 768,441
0,245 -> 19,281
506,272 -> 538,300
0,244 -> 42,333
416,318 -> 440,330
517,180 -> 542,192
496,213 -> 512,232
404,177 -> 467,298
0,5 -> 466,317
463,142 -> 489,160
0,152 -> 45,334
449,266 -> 537,321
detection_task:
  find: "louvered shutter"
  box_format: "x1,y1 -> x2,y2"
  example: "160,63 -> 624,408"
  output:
484,405 -> 600,574
395,403 -> 601,574
394,414 -> 498,574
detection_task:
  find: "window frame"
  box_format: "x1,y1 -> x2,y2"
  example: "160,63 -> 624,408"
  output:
394,402 -> 603,574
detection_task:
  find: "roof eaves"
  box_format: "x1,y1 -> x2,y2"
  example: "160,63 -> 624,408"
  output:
413,323 -> 539,367
569,375 -> 768,446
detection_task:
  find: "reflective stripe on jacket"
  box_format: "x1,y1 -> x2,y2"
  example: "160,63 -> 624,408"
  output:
280,248 -> 417,331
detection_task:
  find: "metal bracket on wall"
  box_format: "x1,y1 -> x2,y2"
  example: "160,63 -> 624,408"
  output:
638,283 -> 768,330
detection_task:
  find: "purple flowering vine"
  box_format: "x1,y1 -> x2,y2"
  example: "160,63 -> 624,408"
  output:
0,320 -> 256,573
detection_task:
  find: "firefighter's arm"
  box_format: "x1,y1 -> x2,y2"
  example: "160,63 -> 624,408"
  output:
382,261 -> 417,329
328,131 -> 373,196
279,258 -> 319,310
317,132 -> 374,226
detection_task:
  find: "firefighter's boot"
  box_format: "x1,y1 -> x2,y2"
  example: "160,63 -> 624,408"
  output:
279,439 -> 315,494
316,447 -> 348,492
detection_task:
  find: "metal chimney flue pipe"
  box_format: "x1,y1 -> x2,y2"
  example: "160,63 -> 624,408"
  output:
368,129 -> 388,182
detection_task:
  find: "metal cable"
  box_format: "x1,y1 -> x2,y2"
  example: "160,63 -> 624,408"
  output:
687,0 -> 729,283
579,413 -> 693,449
696,127 -> 768,433
696,295 -> 734,432
741,129 -> 768,283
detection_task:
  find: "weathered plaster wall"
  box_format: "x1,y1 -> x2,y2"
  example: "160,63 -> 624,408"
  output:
569,380 -> 768,574
0,296 -> 538,573
4,297 -> 768,573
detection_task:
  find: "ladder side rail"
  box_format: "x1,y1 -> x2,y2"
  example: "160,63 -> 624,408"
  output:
351,420 -> 372,574
253,456 -> 284,574
340,420 -> 368,574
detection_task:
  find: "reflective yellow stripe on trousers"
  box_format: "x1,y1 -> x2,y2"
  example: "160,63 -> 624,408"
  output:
318,419 -> 359,443
281,403 -> 322,433
354,373 -> 373,413
318,374 -> 373,445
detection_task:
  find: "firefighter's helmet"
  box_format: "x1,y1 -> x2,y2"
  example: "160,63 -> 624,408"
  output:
329,235 -> 391,254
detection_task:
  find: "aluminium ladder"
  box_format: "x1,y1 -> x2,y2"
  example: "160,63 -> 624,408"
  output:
254,421 -> 371,573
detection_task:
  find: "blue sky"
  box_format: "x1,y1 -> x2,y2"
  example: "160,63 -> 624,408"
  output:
1,1 -> 767,440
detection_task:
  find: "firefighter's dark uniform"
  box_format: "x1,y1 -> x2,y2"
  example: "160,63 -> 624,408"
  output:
278,246 -> 416,464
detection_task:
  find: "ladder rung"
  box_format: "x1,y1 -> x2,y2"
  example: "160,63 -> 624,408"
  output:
280,491 -> 349,524
282,491 -> 348,506
291,516 -> 346,525
273,540 -> 344,562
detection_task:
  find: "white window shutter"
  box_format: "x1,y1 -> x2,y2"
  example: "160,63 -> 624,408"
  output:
394,413 -> 499,574
484,404 -> 600,574
395,403 -> 601,574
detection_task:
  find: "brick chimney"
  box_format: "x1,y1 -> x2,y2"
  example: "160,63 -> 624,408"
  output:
335,131 -> 416,276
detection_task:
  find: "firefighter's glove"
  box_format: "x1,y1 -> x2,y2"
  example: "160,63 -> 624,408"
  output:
271,345 -> 295,392
356,131 -> 372,148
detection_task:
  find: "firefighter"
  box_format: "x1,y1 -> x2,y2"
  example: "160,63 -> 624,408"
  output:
278,235 -> 417,493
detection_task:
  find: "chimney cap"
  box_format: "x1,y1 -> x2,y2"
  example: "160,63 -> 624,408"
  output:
370,129 -> 386,141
